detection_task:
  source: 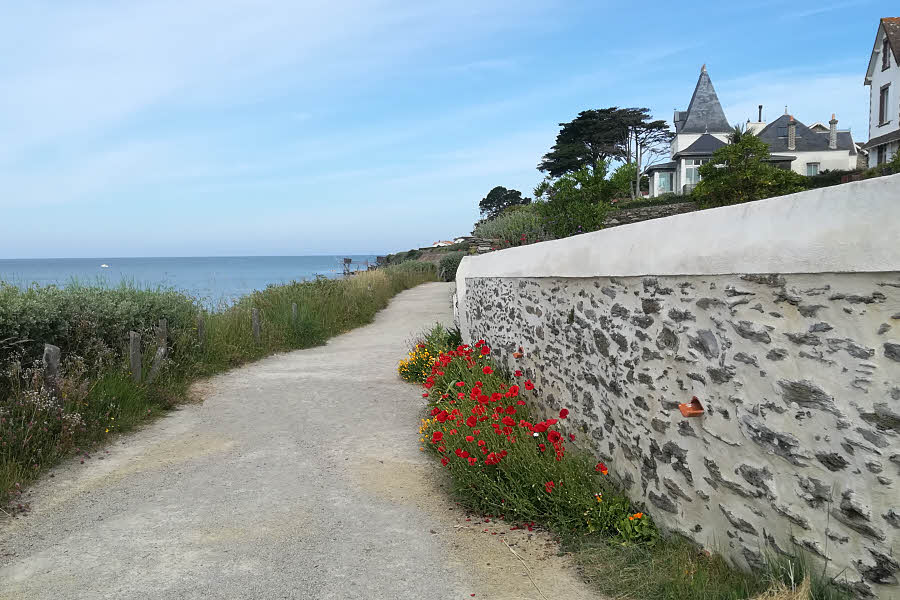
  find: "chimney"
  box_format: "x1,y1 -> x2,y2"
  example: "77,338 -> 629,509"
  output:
758,105 -> 763,122
829,113 -> 838,150
788,116 -> 796,151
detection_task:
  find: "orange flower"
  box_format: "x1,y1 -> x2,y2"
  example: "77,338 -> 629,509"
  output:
634,512 -> 643,519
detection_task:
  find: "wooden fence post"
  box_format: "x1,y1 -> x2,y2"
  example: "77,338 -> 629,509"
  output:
291,302 -> 298,324
146,347 -> 167,384
252,308 -> 260,343
129,331 -> 142,383
197,314 -> 206,346
43,343 -> 61,397
157,318 -> 168,356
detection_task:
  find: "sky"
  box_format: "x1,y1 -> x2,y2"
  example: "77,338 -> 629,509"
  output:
0,0 -> 892,258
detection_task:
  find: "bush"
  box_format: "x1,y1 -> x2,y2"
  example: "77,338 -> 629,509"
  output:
806,169 -> 861,189
534,160 -> 611,237
438,251 -> 466,282
410,332 -> 656,545
472,203 -> 551,245
692,134 -> 808,208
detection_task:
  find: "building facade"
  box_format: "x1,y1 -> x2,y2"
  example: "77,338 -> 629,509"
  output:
646,67 -> 857,197
864,17 -> 900,165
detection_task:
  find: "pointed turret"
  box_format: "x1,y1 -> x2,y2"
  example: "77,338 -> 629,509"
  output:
675,66 -> 731,134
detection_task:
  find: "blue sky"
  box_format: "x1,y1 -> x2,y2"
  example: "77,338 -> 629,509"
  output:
0,0 -> 891,258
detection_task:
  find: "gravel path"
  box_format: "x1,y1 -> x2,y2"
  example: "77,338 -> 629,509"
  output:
0,282 -> 595,600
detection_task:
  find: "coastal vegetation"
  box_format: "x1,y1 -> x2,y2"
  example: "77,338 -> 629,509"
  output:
401,324 -> 852,600
0,261 -> 436,503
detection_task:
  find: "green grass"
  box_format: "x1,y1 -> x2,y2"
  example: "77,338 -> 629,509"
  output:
0,261 -> 437,503
570,535 -> 851,600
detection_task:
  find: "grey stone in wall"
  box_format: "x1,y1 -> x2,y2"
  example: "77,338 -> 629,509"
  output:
464,272 -> 900,598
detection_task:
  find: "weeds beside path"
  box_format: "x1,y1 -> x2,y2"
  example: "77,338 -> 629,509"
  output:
0,282 -> 595,600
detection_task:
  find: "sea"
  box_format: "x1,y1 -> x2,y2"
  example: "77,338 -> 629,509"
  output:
0,256 -> 377,304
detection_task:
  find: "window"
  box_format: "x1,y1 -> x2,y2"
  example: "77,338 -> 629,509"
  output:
880,84 -> 890,125
877,145 -> 886,165
806,162 -> 819,176
684,159 -> 707,185
884,38 -> 891,71
777,126 -> 788,137
657,172 -> 673,193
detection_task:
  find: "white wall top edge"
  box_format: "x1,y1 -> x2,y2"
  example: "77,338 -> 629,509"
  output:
457,174 -> 900,282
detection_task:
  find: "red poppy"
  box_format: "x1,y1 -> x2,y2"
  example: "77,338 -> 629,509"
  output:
465,435 -> 474,442
545,481 -> 555,494
595,462 -> 608,475
475,340 -> 485,347
524,380 -> 535,390
436,410 -> 449,423
466,416 -> 477,427
482,366 -> 493,375
477,439 -> 486,447
430,407 -> 441,416
422,392 -> 429,397
507,385 -> 519,397
431,431 -> 443,443
559,408 -> 569,419
501,416 -> 516,426
468,457 -> 477,466
514,370 -> 523,377
475,381 -> 483,387
456,381 -> 466,387
481,346 -> 491,355
533,422 -> 548,433
538,443 -> 546,452
569,433 -> 576,441
547,431 -> 562,443
449,429 -> 458,435
545,418 -> 558,426
505,406 -> 516,414
441,456 -> 449,466
516,400 -> 526,405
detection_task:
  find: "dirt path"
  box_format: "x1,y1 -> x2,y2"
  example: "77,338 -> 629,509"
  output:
0,282 -> 596,600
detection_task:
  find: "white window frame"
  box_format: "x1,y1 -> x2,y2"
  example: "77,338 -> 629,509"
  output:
806,162 -> 820,176
684,159 -> 707,185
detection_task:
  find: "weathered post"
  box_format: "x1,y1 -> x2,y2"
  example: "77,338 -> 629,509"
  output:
43,343 -> 61,397
291,302 -> 298,324
146,347 -> 167,384
157,318 -> 168,357
197,314 -> 206,346
252,308 -> 260,343
129,331 -> 142,383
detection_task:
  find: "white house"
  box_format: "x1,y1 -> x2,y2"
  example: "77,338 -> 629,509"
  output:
646,66 -> 857,197
864,17 -> 900,165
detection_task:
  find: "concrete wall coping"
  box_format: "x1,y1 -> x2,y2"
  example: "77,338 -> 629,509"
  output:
457,174 -> 900,285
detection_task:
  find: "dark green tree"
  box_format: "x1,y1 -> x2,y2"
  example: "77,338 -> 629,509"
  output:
692,133 -> 807,207
478,186 -> 531,219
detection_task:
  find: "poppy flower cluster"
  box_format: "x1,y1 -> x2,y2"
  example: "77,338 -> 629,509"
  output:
406,331 -> 657,546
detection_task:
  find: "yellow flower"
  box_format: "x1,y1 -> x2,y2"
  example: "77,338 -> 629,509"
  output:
105,428 -> 109,433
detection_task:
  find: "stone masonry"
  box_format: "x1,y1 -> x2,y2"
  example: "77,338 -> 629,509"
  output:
465,272 -> 900,598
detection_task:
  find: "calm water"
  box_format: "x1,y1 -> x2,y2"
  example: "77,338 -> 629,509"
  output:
0,256 -> 377,302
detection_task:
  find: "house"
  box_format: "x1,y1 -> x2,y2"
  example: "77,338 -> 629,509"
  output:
864,17 -> 900,165
645,66 -> 857,197
431,240 -> 454,247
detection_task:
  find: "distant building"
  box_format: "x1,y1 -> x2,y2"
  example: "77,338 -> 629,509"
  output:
864,17 -> 900,165
645,66 -> 857,197
432,240 -> 454,247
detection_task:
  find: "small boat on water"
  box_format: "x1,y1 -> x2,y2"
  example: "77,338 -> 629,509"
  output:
100,264 -> 109,268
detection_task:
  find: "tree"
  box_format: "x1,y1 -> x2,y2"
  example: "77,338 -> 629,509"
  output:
539,107 -> 673,199
478,186 -> 531,220
692,133 -> 807,207
538,108 -> 630,177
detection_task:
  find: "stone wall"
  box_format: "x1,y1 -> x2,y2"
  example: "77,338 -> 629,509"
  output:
464,273 -> 899,597
604,201 -> 697,228
455,175 -> 900,598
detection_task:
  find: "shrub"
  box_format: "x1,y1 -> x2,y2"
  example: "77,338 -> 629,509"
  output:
410,334 -> 656,544
692,134 -> 808,208
534,160 -> 611,237
438,251 -> 466,282
806,169 -> 861,189
472,203 -> 551,245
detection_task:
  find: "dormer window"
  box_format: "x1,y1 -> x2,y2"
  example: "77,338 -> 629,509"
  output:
884,38 -> 891,71
777,126 -> 788,137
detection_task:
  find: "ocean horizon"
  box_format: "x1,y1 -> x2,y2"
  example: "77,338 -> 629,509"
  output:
0,255 -> 378,302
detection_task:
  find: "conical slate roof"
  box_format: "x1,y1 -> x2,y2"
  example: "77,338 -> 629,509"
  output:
678,66 -> 731,134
